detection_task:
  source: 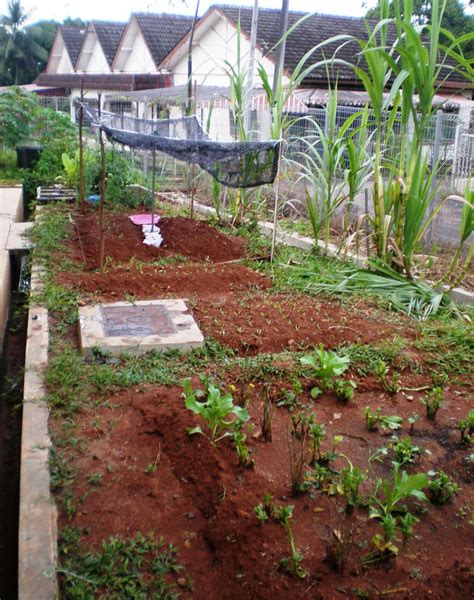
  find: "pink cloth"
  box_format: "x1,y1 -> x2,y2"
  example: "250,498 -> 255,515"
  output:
129,214 -> 160,226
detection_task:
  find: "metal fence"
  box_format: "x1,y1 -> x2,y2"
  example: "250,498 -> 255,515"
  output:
36,96 -> 473,251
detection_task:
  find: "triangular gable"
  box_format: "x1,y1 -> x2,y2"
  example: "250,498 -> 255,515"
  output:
45,28 -> 75,74
76,23 -> 110,73
112,15 -> 158,73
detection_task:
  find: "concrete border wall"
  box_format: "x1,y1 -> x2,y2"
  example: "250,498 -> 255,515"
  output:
18,257 -> 58,596
0,186 -> 23,356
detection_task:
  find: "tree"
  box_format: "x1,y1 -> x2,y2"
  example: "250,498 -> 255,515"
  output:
0,1 -> 50,85
367,0 -> 474,57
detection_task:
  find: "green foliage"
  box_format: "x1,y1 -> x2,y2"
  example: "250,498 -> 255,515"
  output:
0,2 -> 50,85
293,91 -> 365,251
0,86 -> 37,148
428,470 -> 460,504
456,409 -> 474,446
255,498 -> 307,579
231,426 -> 254,468
366,462 -> 429,560
182,378 -> 250,445
370,462 -> 429,518
333,378 -> 357,403
414,313 -> 474,375
421,386 -> 444,420
300,345 -> 351,398
309,260 -> 458,320
364,407 -> 403,432
337,464 -> 367,508
390,436 -> 426,466
367,0 -> 474,57
58,530 -> 183,599
374,359 -> 402,394
254,503 -> 268,525
275,504 -> 308,579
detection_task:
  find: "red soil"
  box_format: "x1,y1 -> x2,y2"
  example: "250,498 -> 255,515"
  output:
50,209 -> 473,599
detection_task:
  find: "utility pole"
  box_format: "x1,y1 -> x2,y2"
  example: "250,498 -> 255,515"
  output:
270,0 -> 290,262
272,0 -> 289,97
187,0 -> 201,115
243,0 -> 259,136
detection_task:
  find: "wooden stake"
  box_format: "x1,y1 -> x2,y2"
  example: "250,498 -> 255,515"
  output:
270,145 -> 283,262
151,149 -> 156,232
98,93 -> 106,270
78,81 -> 85,213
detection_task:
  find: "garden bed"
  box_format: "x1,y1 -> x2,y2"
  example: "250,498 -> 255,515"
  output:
42,204 -> 473,599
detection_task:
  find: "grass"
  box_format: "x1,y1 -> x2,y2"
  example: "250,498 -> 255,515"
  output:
414,313 -> 474,376
58,529 -> 184,599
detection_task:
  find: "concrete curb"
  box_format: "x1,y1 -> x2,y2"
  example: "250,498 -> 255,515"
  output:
156,190 -> 473,306
18,255 -> 58,596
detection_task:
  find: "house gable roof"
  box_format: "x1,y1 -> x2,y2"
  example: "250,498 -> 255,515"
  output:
59,26 -> 86,67
92,21 -> 127,66
133,13 -> 194,68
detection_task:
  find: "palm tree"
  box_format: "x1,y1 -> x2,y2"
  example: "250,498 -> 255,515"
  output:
0,0 -> 49,84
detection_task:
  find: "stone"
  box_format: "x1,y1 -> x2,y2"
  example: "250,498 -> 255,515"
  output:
78,299 -> 204,357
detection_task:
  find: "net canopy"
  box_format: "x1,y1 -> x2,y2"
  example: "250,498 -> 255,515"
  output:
84,106 -> 280,189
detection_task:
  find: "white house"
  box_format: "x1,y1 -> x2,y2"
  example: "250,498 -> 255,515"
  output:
76,21 -> 126,74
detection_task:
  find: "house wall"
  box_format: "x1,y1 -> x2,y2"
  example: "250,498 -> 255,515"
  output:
46,34 -> 74,74
115,19 -> 157,73
171,13 -> 289,88
77,32 -> 110,73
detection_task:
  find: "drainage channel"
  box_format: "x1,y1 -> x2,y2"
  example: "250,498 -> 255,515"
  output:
0,259 -> 28,599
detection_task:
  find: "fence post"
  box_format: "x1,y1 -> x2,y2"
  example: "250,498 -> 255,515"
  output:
425,109 -> 444,249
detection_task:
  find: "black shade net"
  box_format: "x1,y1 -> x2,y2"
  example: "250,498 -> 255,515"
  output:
83,106 -> 280,189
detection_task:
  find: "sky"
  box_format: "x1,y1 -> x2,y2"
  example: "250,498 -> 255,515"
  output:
0,0 -> 378,24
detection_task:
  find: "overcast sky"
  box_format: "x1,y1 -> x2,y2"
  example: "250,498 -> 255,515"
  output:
0,0 -> 378,24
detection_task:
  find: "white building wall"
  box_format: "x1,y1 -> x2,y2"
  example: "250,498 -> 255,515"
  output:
46,34 -> 74,74
171,15 -> 289,89
78,35 -> 110,73
117,21 -> 157,73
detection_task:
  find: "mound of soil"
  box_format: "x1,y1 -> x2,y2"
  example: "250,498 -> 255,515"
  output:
73,213 -> 246,268
55,378 -> 474,600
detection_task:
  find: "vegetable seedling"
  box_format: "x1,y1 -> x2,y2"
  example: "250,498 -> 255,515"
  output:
428,470 -> 460,504
421,387 -> 443,420
300,345 -> 350,398
182,378 -> 249,446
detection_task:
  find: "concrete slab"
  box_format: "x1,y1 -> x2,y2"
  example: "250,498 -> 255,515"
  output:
5,221 -> 33,252
78,299 -> 204,356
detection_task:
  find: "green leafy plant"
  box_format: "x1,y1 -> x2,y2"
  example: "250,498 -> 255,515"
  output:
428,470 -> 460,504
275,505 -> 308,579
333,378 -> 357,403
391,436 -> 426,466
337,462 -> 367,509
421,386 -> 444,420
374,359 -> 401,394
254,503 -> 268,525
58,530 -> 183,599
231,426 -> 254,468
182,378 -> 249,446
364,407 -> 403,432
408,412 -> 421,434
398,512 -> 418,548
300,345 -> 350,398
456,409 -> 474,446
366,462 -> 429,562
